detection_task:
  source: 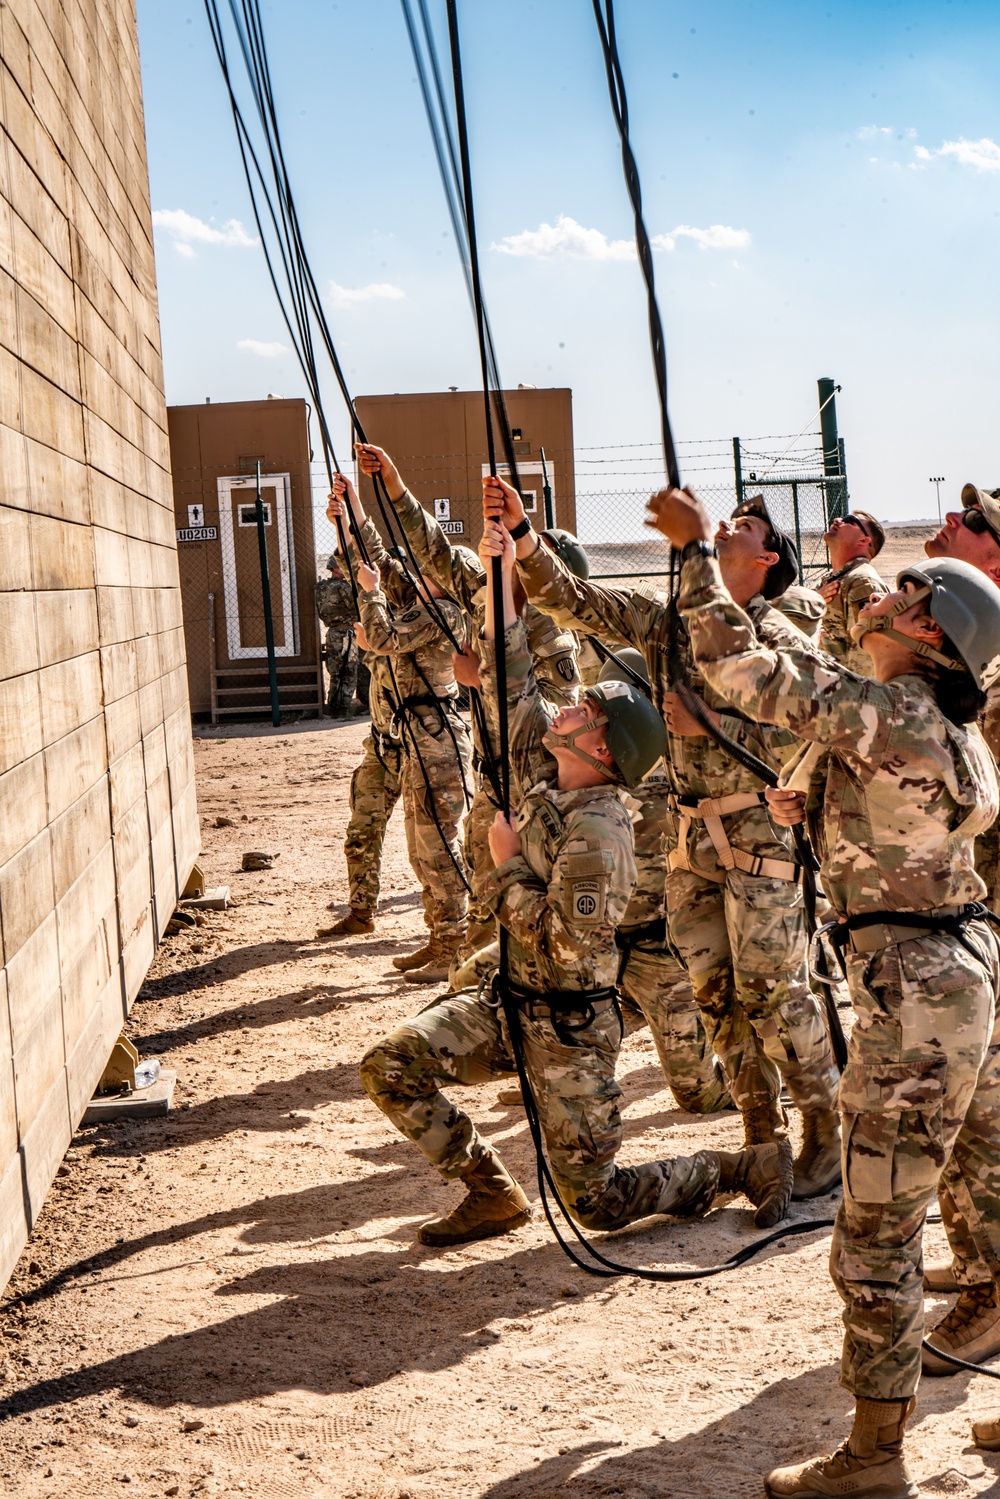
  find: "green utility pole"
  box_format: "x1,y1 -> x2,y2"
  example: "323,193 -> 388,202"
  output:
732,437 -> 745,507
539,446 -> 555,529
254,461 -> 281,727
818,376 -> 846,522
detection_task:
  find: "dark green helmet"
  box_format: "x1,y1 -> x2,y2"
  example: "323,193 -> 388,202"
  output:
597,647 -> 651,697
541,528 -> 590,579
587,678 -> 668,788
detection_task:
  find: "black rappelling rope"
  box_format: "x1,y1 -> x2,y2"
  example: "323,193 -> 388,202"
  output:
437,0 -> 840,1284
591,0 -> 845,1073
204,0 -> 473,892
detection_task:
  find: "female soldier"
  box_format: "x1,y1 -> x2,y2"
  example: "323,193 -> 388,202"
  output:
648,484 -> 1000,1499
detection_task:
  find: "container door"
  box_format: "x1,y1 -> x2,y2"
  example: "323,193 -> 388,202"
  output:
217,474 -> 297,659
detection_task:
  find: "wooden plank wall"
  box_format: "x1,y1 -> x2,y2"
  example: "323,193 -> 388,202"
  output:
0,0 -> 200,1288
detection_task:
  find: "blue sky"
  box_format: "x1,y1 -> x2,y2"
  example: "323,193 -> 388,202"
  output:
136,0 -> 1000,528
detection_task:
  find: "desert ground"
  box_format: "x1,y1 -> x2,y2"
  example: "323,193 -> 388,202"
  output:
1,715 -> 999,1499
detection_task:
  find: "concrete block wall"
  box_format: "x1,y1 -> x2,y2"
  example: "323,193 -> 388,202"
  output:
0,0 -> 200,1287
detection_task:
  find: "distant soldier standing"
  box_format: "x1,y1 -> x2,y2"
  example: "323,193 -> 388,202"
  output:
360,518 -> 784,1248
327,479 -> 473,984
817,510 -> 888,672
355,442 -> 581,974
650,481 -> 1000,1499
488,477 -> 843,1219
315,557 -> 359,716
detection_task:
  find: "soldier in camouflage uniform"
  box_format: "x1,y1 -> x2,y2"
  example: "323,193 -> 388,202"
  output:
315,558 -> 359,716
817,511 -> 888,673
650,482 -> 1000,1498
327,479 -> 473,982
597,649 -> 732,1115
487,478 -> 842,1219
923,484 -> 1000,918
355,443 -> 581,975
360,517 -> 785,1248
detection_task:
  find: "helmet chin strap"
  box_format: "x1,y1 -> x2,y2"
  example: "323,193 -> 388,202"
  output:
849,584 -> 966,673
542,712 -> 618,783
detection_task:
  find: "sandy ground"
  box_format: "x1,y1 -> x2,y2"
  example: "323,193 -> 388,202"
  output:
2,715 -> 1000,1499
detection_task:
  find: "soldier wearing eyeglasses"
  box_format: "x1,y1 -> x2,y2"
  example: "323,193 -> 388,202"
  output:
817,511 -> 888,673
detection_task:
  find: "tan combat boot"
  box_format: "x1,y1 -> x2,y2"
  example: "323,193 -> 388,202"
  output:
971,1412 -> 1000,1450
403,936 -> 464,986
318,907 -> 374,937
765,1396 -> 917,1498
739,1100 -> 793,1227
714,1144 -> 792,1229
417,1152 -> 532,1247
922,1281 -> 1000,1374
922,1261 -> 963,1293
392,942 -> 435,972
792,1107 -> 842,1200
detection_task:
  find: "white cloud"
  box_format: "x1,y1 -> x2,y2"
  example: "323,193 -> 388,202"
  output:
328,280 -> 406,309
152,208 -> 257,255
857,125 -> 894,139
237,339 -> 289,358
491,213 -> 751,261
917,136 -> 1000,172
654,224 -> 752,251
491,214 -> 635,261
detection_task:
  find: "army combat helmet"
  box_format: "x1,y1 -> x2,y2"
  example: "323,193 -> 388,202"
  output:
545,671 -> 667,789
541,528 -> 590,579
597,647 -> 651,696
851,557 -> 1000,688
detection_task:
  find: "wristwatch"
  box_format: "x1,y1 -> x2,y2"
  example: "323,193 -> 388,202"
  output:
680,539 -> 718,564
509,517 -> 532,541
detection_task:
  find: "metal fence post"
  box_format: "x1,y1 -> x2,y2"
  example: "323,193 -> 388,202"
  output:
540,446 -> 555,529
254,460 -> 281,726
732,437 -> 745,507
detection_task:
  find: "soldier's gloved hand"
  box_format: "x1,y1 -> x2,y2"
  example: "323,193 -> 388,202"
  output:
765,786 -> 807,827
488,811 -> 522,865
645,485 -> 712,548
819,578 -> 840,604
453,648 -> 482,690
482,473 -> 525,530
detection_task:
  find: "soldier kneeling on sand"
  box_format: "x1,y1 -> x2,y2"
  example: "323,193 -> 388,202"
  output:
359,515 -> 787,1249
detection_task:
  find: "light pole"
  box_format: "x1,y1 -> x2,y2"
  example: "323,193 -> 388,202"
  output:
929,476 -> 945,525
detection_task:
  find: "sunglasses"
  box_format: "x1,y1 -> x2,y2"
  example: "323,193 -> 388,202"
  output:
839,515 -> 871,540
961,506 -> 1000,540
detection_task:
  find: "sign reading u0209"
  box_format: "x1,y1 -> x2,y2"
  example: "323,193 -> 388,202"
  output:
176,526 -> 219,542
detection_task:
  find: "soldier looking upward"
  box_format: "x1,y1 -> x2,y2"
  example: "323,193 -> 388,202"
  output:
359,517 -> 785,1248
817,511 -> 888,673
649,481 -> 1000,1499
486,475 -> 842,1223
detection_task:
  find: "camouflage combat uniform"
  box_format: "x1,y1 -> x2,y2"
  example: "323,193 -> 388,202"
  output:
619,762 -> 733,1114
816,556 -> 889,675
315,572 -> 359,714
389,487 -> 581,960
360,619 -> 729,1229
354,528 -> 473,947
681,547 -> 1000,1399
975,680 -> 1000,914
517,539 -> 840,1131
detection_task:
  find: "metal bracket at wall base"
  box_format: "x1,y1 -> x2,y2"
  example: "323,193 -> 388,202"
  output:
83,1071 -> 177,1124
